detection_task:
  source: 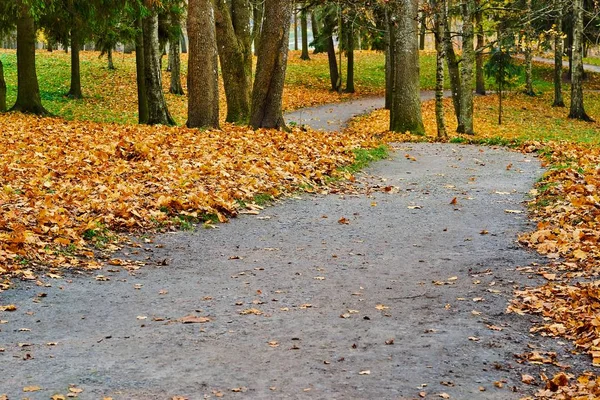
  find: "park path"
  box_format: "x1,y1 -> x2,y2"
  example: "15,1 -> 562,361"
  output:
1,96 -> 579,400
532,56 -> 600,73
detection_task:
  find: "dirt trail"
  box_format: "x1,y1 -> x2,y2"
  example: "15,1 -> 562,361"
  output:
0,100 -> 564,400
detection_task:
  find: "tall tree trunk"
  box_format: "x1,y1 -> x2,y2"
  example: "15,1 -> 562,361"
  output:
442,1 -> 463,130
568,0 -> 591,121
169,35 -> 184,95
326,35 -> 340,91
68,27 -> 83,99
214,0 -> 253,124
187,0 -> 220,128
107,48 -> 115,70
345,19 -> 355,93
252,1 -> 264,56
135,17 -> 149,124
384,7 -> 392,109
293,3 -> 298,50
180,34 -> 188,53
475,2 -> 485,95
434,0 -> 447,139
458,0 -> 475,135
419,11 -> 426,51
142,11 -> 175,126
388,0 -> 425,134
0,59 -> 6,112
553,0 -> 565,107
523,0 -> 535,96
10,1 -> 48,115
300,7 -> 310,60
250,0 -> 292,129
311,11 -> 322,54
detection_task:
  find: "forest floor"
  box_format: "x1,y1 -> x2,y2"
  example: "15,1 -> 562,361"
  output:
2,97 -> 596,400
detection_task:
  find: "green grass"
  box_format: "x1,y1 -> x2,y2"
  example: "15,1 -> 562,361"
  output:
344,145 -> 389,173
583,57 -> 600,67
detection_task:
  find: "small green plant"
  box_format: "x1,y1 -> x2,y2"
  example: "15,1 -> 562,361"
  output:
82,222 -> 115,248
252,193 -> 274,206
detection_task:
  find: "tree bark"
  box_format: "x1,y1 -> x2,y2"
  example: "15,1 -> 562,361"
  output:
419,11 -> 426,51
442,1 -> 463,130
475,2 -> 485,95
169,35 -> 184,95
568,0 -> 591,121
68,26 -> 83,99
345,18 -> 355,93
311,11 -> 322,54
0,59 -> 6,112
523,0 -> 534,96
553,0 -> 565,107
384,7 -> 392,110
293,3 -> 298,50
250,0 -> 292,129
457,0 -> 475,135
433,0 -> 447,139
10,1 -> 48,115
214,0 -> 253,124
187,0 -> 220,128
388,0 -> 425,134
142,10 -> 175,125
300,6 -> 310,60
326,35 -> 340,91
135,17 -> 149,124
107,48 -> 115,70
252,1 -> 264,56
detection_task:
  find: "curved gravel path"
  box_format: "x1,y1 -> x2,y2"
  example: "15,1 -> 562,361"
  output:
0,98 -> 568,400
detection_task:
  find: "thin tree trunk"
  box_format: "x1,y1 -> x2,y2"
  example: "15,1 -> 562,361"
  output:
523,0 -> 535,96
10,1 -> 48,115
568,0 -> 591,121
419,11 -> 426,51
250,0 -> 292,129
300,7 -> 310,60
434,0 -> 447,139
345,19 -> 355,93
311,11 -> 321,54
442,1 -> 463,130
135,17 -> 149,124
458,0 -> 475,135
142,11 -> 175,125
0,59 -> 6,112
169,35 -> 184,95
187,0 -> 220,128
388,0 -> 425,134
553,0 -> 565,107
107,48 -> 115,70
475,2 -> 485,95
68,27 -> 83,99
384,7 -> 392,110
326,35 -> 339,91
180,34 -> 188,53
214,0 -> 253,124
293,3 -> 298,50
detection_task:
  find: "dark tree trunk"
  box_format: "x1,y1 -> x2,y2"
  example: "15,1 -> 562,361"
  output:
142,11 -> 175,125
568,0 -> 591,121
187,0 -> 220,128
68,27 -> 83,99
523,0 -> 535,96
107,48 -> 115,70
252,1 -> 264,56
419,11 -> 426,51
0,59 -> 6,112
250,0 -> 292,129
433,0 -> 447,139
300,7 -> 310,60
311,11 -> 321,54
388,0 -> 424,134
553,0 -> 565,107
169,36 -> 184,95
10,2 -> 48,115
442,1 -> 462,130
345,19 -> 355,93
475,2 -> 485,95
326,36 -> 340,91
180,34 -> 188,53
293,3 -> 298,50
384,7 -> 392,109
215,0 -> 253,124
135,17 -> 149,124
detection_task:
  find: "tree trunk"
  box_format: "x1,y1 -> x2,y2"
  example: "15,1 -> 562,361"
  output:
187,0 -> 220,128
252,1 -> 264,56
250,0 -> 292,129
107,47 -> 115,70
142,11 -> 175,125
475,3 -> 485,95
293,3 -> 298,50
523,0 -> 535,96
419,11 -> 426,51
135,17 -> 149,124
388,0 -> 425,134
68,27 -> 83,99
434,0 -> 447,139
553,0 -> 565,107
326,35 -> 340,91
311,11 -> 321,54
457,0 -> 475,135
345,19 -> 355,93
180,34 -> 188,53
214,0 -> 253,124
384,7 -> 392,110
10,2 -> 48,115
442,1 -> 463,130
169,35 -> 184,95
568,0 -> 591,121
0,59 -> 6,112
300,7 -> 310,60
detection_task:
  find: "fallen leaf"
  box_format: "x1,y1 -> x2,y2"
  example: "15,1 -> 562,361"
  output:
179,315 -> 211,323
359,370 -> 371,375
23,386 -> 41,392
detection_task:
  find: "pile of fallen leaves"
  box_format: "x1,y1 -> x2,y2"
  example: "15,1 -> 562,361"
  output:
522,372 -> 600,399
0,112 -> 380,280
